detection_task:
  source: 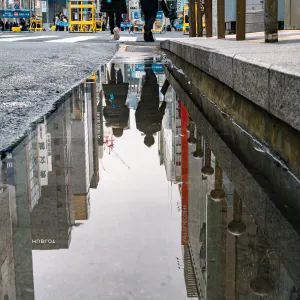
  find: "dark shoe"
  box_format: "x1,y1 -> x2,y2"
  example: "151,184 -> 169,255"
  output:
144,35 -> 155,42
144,30 -> 155,42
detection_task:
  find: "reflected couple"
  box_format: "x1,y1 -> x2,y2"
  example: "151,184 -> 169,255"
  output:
135,62 -> 166,147
103,62 -> 166,148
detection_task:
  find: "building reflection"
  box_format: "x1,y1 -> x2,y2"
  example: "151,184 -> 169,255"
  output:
0,141 -> 35,299
157,76 -> 300,298
30,90 -> 74,250
176,101 -> 299,299
158,83 -> 181,182
0,72 -> 101,298
1,62 -> 300,300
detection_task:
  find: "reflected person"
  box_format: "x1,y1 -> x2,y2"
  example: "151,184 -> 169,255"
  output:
103,64 -> 129,138
135,63 -> 166,147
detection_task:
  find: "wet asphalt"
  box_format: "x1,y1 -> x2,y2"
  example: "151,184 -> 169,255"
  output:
0,39 -> 117,151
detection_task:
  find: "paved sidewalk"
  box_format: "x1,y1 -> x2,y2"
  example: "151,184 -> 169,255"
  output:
161,30 -> 300,132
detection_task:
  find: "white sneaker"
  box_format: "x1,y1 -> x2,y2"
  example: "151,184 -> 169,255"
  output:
113,27 -> 120,40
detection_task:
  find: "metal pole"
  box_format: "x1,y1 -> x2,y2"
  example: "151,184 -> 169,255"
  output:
189,0 -> 196,37
217,0 -> 225,38
264,0 -> 278,42
205,0 -> 212,37
196,0 -> 203,37
236,0 -> 246,40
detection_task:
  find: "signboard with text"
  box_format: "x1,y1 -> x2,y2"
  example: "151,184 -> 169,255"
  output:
135,64 -> 164,73
1,9 -> 31,18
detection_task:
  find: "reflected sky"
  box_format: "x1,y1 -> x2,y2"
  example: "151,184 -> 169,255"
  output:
32,109 -> 187,300
0,59 -> 300,300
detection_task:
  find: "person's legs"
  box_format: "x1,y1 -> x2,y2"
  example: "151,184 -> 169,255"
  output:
144,10 -> 156,41
115,13 -> 122,29
144,63 -> 157,85
143,11 -> 149,35
171,19 -> 175,28
108,12 -> 114,34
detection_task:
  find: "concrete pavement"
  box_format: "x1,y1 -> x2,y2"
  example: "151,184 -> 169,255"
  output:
161,30 -> 300,133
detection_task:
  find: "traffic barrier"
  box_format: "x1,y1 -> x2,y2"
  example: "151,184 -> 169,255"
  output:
69,0 -> 96,33
30,18 -> 43,32
183,2 -> 205,35
95,19 -> 102,31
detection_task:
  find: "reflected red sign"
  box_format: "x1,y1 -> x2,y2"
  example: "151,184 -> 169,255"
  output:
181,102 -> 189,245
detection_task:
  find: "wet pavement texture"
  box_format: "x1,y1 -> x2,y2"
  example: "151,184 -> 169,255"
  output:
0,42 -> 117,151
0,50 -> 300,300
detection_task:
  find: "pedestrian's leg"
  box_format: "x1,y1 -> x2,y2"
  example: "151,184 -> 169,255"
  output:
108,12 -> 114,34
115,13 -> 122,29
144,11 -> 149,37
112,13 -> 120,40
147,12 -> 156,40
144,11 -> 156,41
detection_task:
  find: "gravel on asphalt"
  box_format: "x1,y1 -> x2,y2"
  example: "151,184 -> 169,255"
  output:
0,42 -> 118,151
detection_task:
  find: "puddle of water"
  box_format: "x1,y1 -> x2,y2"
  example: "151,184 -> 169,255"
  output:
0,58 -> 300,300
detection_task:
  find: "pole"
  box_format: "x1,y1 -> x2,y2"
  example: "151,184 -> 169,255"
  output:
264,0 -> 278,42
189,0 -> 196,37
205,0 -> 212,37
196,0 -> 203,36
236,0 -> 246,40
217,0 -> 225,38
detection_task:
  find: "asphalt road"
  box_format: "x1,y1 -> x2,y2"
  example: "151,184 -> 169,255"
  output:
0,30 -> 185,44
0,30 -> 184,151
0,37 -> 117,151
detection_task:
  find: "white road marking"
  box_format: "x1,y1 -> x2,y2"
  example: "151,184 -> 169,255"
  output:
119,36 -> 137,42
155,37 -> 181,40
45,36 -> 98,43
0,34 -> 25,38
0,35 -> 58,42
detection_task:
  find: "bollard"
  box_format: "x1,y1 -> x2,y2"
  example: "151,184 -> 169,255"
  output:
196,0 -> 203,37
236,0 -> 246,40
265,0 -> 278,42
210,161 -> 225,202
217,0 -> 225,38
189,0 -> 197,37
205,0 -> 212,37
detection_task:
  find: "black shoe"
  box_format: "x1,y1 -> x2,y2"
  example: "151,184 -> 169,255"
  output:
144,30 -> 155,42
144,35 -> 155,42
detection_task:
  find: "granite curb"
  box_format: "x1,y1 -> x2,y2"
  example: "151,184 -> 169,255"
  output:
161,39 -> 300,132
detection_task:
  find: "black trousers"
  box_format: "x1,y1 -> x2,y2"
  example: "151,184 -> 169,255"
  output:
143,10 -> 156,37
108,12 -> 122,33
170,19 -> 175,28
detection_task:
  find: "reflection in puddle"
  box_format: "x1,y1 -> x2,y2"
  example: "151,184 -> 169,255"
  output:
0,59 -> 300,299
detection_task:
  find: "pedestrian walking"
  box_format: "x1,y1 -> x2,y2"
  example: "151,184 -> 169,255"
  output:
0,19 -> 4,31
55,15 -> 60,31
135,62 -> 166,147
100,0 -> 127,40
140,0 -> 159,42
168,4 -> 177,30
103,64 -> 130,137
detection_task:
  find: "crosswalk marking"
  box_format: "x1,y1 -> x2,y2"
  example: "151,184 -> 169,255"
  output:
155,37 -> 182,41
0,35 -> 58,42
119,36 -> 137,42
0,34 -> 182,43
45,36 -> 99,43
0,34 -> 25,38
